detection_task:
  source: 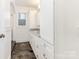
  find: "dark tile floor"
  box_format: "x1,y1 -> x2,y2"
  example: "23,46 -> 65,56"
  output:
11,42 -> 36,59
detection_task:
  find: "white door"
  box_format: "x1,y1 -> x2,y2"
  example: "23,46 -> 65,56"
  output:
0,0 -> 11,59
55,0 -> 79,59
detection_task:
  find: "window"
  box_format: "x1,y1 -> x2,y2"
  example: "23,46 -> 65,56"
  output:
18,13 -> 26,26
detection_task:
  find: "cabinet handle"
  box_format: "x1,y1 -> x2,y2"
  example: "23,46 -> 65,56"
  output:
36,55 -> 38,58
0,34 -> 5,38
43,54 -> 46,57
45,57 -> 47,59
43,54 -> 48,59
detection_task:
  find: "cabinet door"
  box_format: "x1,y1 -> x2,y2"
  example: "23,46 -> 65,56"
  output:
36,39 -> 45,59
45,43 -> 54,59
41,40 -> 54,59
0,0 -> 10,59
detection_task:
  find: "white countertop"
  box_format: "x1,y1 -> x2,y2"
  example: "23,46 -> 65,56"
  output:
30,30 -> 40,38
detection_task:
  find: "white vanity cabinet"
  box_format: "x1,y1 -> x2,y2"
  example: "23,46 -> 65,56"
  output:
30,33 -> 54,59
30,34 -> 42,59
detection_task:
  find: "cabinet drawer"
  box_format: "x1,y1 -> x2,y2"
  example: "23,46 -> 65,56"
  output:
42,41 -> 54,59
46,47 -> 54,59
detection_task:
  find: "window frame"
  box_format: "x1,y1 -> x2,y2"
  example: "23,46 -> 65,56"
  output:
18,13 -> 26,26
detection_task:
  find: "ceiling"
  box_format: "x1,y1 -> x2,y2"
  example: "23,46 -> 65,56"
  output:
15,0 -> 40,8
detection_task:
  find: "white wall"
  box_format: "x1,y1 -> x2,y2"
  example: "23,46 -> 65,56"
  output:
29,8 -> 37,29
55,0 -> 79,59
13,6 -> 30,42
40,0 -> 53,44
29,8 -> 40,29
